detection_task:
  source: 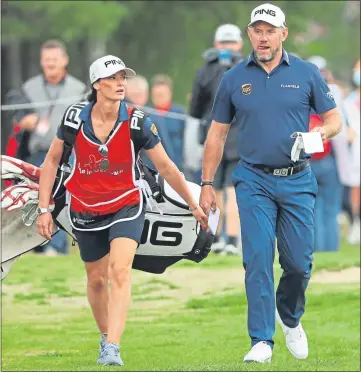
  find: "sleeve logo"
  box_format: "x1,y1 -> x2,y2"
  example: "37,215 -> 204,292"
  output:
326,91 -> 335,101
150,123 -> 158,136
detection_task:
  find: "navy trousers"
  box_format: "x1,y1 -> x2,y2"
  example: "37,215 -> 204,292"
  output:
311,155 -> 341,252
232,161 -> 318,348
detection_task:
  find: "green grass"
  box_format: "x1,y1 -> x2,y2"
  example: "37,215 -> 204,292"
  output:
176,241 -> 360,273
1,241 -> 360,371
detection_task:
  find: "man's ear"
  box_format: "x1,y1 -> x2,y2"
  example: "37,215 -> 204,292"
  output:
281,27 -> 288,42
93,81 -> 100,90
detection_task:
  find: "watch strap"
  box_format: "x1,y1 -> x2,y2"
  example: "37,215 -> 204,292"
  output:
200,181 -> 214,187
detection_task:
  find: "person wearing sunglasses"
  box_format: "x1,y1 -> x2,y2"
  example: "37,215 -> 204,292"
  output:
35,55 -> 208,366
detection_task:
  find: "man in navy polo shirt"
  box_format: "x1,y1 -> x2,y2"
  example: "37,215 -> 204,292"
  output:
200,3 -> 342,364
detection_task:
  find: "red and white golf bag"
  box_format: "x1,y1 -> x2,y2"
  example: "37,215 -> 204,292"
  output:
1,155 -> 217,280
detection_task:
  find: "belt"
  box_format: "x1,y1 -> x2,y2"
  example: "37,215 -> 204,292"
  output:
242,160 -> 309,177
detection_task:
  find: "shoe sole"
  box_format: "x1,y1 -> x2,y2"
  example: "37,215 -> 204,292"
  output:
244,357 -> 272,363
97,357 -> 124,366
286,346 -> 308,360
97,360 -> 124,366
213,250 -> 225,255
226,251 -> 239,256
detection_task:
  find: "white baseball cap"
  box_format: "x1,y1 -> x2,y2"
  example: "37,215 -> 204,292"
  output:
215,24 -> 242,42
308,56 -> 327,70
248,3 -> 286,28
89,55 -> 136,84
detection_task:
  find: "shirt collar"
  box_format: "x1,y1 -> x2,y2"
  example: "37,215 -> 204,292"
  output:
246,49 -> 290,66
42,74 -> 67,86
79,100 -> 129,123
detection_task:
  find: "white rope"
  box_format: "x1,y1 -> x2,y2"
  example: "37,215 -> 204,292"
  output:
0,96 -> 86,111
1,97 -> 190,120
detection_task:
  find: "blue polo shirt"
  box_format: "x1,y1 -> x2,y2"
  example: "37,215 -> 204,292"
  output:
57,100 -> 160,154
211,50 -> 337,166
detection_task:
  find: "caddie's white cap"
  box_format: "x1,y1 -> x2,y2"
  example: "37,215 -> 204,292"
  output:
248,3 -> 286,28
89,55 -> 136,84
215,24 -> 242,42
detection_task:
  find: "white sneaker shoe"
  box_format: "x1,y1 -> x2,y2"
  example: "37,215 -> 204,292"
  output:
211,237 -> 225,254
224,243 -> 240,256
44,246 -> 58,257
243,341 -> 272,363
348,218 -> 360,245
276,309 -> 308,359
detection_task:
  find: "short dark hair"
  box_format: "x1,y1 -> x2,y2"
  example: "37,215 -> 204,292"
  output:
87,87 -> 97,102
151,74 -> 173,90
41,39 -> 68,56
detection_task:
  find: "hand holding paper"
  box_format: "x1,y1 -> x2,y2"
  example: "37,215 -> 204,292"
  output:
208,207 -> 220,235
310,126 -> 328,141
290,132 -> 324,162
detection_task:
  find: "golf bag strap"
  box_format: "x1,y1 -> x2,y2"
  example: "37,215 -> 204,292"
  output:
60,101 -> 88,166
129,106 -> 146,146
56,103 -> 162,202
59,104 -> 149,167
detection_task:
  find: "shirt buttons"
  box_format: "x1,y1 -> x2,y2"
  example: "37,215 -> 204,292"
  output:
267,76 -> 270,79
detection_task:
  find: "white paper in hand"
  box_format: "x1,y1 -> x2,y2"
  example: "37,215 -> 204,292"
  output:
208,207 -> 220,235
301,132 -> 324,154
290,131 -> 324,162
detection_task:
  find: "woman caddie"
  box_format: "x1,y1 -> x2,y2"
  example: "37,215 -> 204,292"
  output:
36,55 -> 208,366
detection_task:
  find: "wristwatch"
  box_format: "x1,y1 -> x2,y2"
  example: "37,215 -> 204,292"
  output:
200,180 -> 214,187
37,207 -> 52,215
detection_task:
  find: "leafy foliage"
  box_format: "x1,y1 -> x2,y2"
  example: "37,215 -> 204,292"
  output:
1,0 -> 360,104
2,1 -> 127,42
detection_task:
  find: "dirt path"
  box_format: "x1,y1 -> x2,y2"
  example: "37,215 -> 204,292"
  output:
3,266 -> 359,318
311,266 -> 360,284
133,265 -> 360,289
130,266 -> 360,310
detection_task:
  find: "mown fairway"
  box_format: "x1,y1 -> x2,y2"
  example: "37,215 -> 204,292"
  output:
1,242 -> 360,371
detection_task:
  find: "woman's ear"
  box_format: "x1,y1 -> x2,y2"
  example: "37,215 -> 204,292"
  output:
93,81 -> 100,90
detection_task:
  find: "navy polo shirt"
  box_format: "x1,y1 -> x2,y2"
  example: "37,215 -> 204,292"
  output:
57,100 -> 160,153
211,50 -> 337,166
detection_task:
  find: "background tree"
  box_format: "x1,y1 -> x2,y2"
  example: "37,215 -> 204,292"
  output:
1,1 -> 359,107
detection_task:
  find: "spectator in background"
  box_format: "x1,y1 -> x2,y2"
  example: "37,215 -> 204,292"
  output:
343,59 -> 360,245
4,89 -> 35,170
189,24 -> 243,255
125,75 -> 149,108
184,93 -> 203,184
307,56 -> 343,251
309,112 -> 341,251
142,74 -> 186,172
15,39 -> 86,255
308,56 -> 357,251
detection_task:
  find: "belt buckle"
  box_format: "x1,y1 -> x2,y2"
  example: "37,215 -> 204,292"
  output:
273,167 -> 289,177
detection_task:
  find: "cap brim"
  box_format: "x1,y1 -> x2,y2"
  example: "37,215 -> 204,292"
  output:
215,38 -> 242,42
248,19 -> 284,28
95,67 -> 136,81
121,68 -> 136,77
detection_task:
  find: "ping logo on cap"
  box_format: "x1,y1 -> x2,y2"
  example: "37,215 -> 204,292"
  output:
104,59 -> 124,68
254,8 -> 276,17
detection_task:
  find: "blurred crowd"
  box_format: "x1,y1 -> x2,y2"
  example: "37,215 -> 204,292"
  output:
2,25 -> 360,256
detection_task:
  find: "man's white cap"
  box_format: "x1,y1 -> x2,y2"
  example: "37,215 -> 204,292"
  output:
248,3 -> 286,28
89,55 -> 136,84
308,56 -> 327,70
215,24 -> 242,42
